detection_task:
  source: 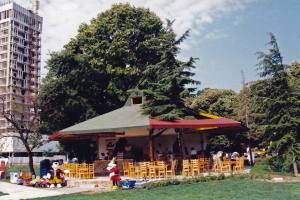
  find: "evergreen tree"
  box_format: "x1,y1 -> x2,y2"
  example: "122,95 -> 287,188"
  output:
141,21 -> 199,120
254,33 -> 300,173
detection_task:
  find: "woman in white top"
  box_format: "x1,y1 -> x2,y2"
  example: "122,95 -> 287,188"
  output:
190,147 -> 197,159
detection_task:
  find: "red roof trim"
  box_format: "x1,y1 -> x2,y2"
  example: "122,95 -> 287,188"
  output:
48,132 -> 63,141
149,118 -> 241,129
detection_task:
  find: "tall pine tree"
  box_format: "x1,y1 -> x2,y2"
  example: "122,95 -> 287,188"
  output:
140,21 -> 199,120
255,33 -> 300,174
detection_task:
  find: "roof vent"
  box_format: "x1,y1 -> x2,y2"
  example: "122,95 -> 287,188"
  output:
131,96 -> 143,105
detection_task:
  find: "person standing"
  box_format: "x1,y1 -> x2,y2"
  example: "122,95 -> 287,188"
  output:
190,147 -> 198,159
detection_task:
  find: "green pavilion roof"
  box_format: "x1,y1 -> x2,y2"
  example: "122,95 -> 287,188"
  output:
51,94 -> 245,141
60,105 -> 149,134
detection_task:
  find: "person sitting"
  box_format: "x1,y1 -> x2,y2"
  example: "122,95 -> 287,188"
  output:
166,151 -> 174,166
216,151 -> 223,161
223,153 -> 230,161
71,156 -> 78,163
168,151 -> 174,161
154,151 -> 163,161
99,152 -> 106,160
231,152 -> 240,161
190,147 -> 197,159
211,152 -> 218,171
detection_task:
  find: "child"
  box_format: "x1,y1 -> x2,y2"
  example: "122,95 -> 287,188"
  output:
106,158 -> 121,190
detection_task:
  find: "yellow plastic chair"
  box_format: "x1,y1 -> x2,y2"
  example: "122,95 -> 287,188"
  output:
233,156 -> 245,173
216,159 -> 231,173
166,160 -> 177,178
148,163 -> 157,179
128,162 -> 136,178
139,162 -> 148,179
122,162 -> 130,177
78,163 -> 89,179
191,159 -> 201,176
88,164 -> 95,179
157,161 -> 166,179
182,160 -> 190,177
67,163 -> 78,178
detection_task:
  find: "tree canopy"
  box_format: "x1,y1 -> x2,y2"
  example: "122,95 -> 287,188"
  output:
40,4 -> 198,133
186,88 -> 239,119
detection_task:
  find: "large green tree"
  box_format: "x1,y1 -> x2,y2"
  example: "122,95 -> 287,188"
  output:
253,33 -> 300,174
40,4 -> 197,133
186,88 -> 239,119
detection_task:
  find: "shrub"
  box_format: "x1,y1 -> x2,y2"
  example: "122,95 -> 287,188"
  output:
250,157 -> 292,178
143,174 -> 228,190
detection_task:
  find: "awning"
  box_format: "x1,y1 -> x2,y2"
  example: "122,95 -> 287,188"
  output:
149,118 -> 241,129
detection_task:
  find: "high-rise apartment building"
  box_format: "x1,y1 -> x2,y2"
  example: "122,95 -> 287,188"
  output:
0,0 -> 42,153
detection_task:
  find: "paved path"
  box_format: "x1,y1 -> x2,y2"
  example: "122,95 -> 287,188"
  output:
0,182 -> 98,200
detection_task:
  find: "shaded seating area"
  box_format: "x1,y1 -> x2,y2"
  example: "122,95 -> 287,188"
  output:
122,156 -> 245,179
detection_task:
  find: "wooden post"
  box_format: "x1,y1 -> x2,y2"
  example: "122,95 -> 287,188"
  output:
96,136 -> 100,160
148,129 -> 154,161
201,133 -> 205,151
177,129 -> 186,159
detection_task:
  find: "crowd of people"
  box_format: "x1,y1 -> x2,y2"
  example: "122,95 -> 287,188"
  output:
153,146 -> 257,166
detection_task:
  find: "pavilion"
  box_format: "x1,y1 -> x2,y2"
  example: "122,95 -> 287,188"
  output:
50,94 -> 247,164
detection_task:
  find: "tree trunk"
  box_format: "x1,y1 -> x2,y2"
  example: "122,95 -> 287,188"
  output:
148,129 -> 154,161
293,158 -> 299,177
177,129 -> 186,159
23,141 -> 36,176
28,151 -> 35,176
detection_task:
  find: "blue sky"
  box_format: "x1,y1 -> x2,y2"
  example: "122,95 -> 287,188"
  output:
15,0 -> 300,92
182,0 -> 300,91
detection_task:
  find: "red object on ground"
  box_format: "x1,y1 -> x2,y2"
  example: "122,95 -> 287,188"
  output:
0,161 -> 7,178
149,118 -> 241,129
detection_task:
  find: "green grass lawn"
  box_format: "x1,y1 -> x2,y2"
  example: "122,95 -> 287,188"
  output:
32,179 -> 300,200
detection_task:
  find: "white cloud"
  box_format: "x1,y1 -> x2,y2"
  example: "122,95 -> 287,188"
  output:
14,0 -> 254,75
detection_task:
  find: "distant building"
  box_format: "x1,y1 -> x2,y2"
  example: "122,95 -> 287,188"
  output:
0,0 -> 43,155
